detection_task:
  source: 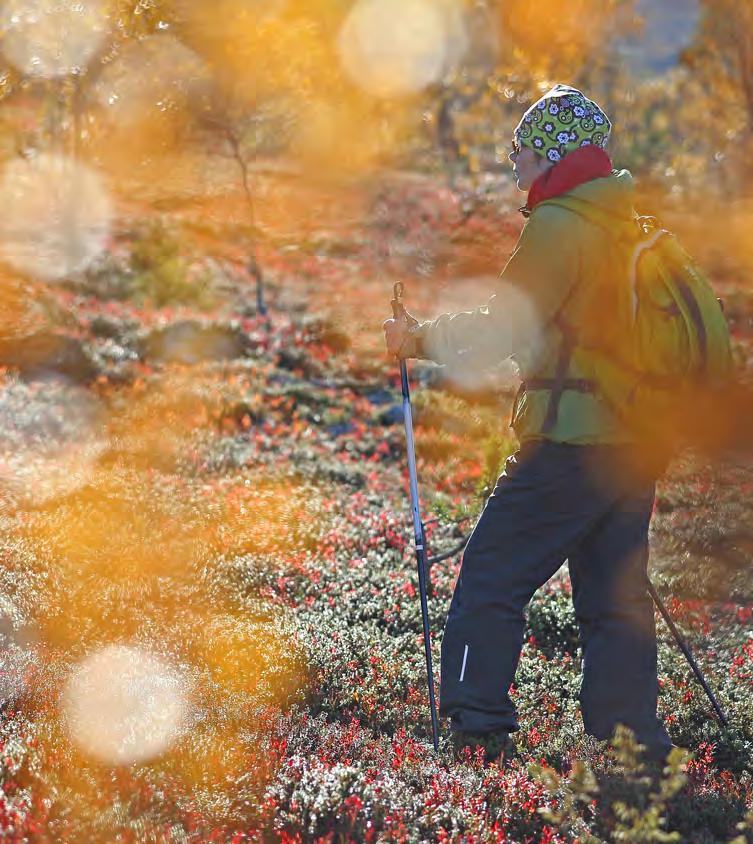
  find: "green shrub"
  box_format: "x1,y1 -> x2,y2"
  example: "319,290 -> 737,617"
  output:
131,218 -> 214,309
532,727 -> 692,843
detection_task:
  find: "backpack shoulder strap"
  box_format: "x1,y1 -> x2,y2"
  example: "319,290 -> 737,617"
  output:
524,198 -> 661,433
541,197 -> 673,323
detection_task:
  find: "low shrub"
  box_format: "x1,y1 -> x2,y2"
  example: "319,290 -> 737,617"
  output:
131,219 -> 215,309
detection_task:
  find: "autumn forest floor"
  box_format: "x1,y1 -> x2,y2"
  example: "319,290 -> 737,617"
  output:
0,160 -> 752,842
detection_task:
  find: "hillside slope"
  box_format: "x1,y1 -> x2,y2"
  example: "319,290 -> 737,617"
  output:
0,169 -> 750,842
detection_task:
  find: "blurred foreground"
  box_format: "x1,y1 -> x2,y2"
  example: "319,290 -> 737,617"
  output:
0,1 -> 752,841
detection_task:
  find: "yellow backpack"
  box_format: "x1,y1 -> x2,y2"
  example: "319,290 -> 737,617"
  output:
542,197 -> 734,466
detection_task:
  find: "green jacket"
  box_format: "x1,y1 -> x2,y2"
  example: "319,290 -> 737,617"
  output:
415,170 -> 640,445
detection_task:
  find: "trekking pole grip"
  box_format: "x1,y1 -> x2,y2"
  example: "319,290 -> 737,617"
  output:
391,281 -> 405,321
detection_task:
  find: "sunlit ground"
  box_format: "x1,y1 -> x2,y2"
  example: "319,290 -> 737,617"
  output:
0,0 -> 751,840
0,151 -> 749,836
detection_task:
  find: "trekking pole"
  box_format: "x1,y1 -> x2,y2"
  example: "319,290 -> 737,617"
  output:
391,281 -> 440,753
648,579 -> 729,728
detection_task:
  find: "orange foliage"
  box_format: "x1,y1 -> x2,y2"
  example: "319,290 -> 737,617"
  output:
497,0 -> 635,81
180,0 -> 416,177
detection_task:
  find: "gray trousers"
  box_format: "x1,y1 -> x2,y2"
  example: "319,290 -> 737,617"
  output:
439,441 -> 672,756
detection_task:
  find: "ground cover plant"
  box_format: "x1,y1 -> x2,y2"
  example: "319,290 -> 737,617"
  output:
2,2 -> 753,840
0,162 -> 751,843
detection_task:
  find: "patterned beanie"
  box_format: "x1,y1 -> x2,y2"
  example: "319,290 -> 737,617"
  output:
514,84 -> 612,164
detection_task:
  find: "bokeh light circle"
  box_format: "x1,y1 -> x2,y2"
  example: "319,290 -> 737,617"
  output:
0,154 -> 112,281
338,0 -> 453,97
1,0 -> 109,78
63,645 -> 192,765
0,377 -> 107,507
429,278 -> 544,391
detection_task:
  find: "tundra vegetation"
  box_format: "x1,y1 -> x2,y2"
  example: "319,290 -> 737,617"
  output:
0,1 -> 751,841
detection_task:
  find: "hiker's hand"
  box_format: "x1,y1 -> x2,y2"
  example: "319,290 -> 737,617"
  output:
383,311 -> 420,358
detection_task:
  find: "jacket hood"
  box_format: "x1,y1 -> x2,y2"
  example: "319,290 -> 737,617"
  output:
565,168 -> 636,222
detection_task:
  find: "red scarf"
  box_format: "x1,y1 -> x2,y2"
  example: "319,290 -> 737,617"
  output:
523,145 -> 613,216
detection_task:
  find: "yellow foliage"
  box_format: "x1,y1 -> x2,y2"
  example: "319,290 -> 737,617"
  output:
497,0 -> 633,80
179,0 -> 417,178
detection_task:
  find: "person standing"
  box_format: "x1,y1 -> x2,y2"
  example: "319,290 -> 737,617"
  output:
383,85 -> 675,764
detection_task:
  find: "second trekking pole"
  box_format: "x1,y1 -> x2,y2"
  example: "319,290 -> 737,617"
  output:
391,281 -> 440,753
647,579 -> 729,728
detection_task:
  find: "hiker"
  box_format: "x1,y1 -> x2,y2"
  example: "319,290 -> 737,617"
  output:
382,85 -> 676,764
